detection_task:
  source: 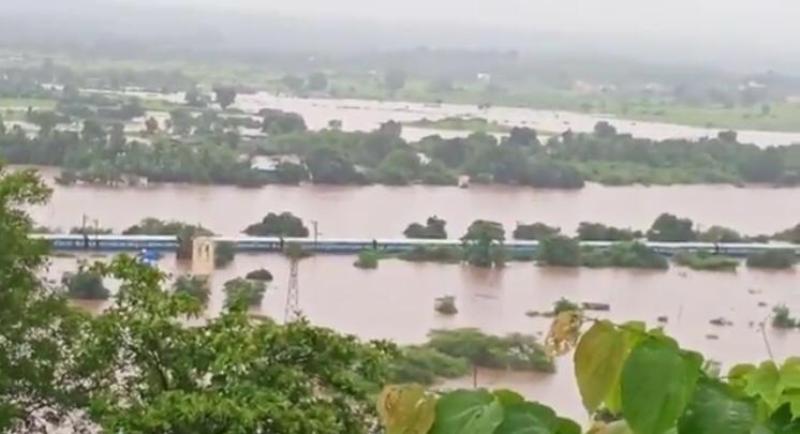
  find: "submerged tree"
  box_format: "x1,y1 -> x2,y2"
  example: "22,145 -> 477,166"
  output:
244,212 -> 309,237
404,216 -> 448,239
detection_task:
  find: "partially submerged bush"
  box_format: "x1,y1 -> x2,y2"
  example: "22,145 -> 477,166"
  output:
747,250 -> 798,269
223,278 -> 267,308
388,346 -> 470,385
214,241 -> 236,268
63,267 -> 110,300
582,242 -> 668,270
399,246 -> 463,263
173,275 -> 210,306
772,305 -> 798,329
354,249 -> 380,269
675,252 -> 739,271
434,296 -> 458,315
245,268 -> 274,281
426,328 -> 554,373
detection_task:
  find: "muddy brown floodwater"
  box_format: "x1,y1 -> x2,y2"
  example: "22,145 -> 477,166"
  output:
26,166 -> 800,238
47,252 -> 800,421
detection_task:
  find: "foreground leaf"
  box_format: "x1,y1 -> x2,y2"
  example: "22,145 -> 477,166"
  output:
678,379 -> 757,434
431,389 -> 504,434
377,385 -> 437,434
574,321 -> 628,412
621,339 -> 700,434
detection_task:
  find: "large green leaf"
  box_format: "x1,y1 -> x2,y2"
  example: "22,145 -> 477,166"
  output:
431,389 -> 504,434
621,339 -> 701,434
606,322 -> 647,414
494,390 -> 526,407
574,321 -> 629,412
779,358 -> 800,390
556,417 -> 583,434
745,362 -> 782,410
377,385 -> 437,434
495,402 -> 558,434
678,379 -> 758,434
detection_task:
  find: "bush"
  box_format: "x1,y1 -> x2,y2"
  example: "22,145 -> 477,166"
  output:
462,220 -> 505,241
774,224 -> 800,243
464,237 -> 506,268
399,246 -> 463,263
647,213 -> 697,242
577,222 -> 639,241
62,268 -> 110,300
747,250 -> 798,269
512,222 -> 560,240
772,305 -> 797,329
245,269 -> 274,281
674,252 -> 739,271
434,296 -> 458,315
426,329 -> 554,373
244,212 -> 309,237
553,298 -> 581,314
354,250 -> 380,269
698,226 -> 745,243
388,346 -> 470,385
214,241 -> 236,268
403,216 -> 447,239
582,242 -> 669,270
283,242 -> 313,260
537,236 -> 581,267
173,275 -> 210,306
223,278 -> 267,308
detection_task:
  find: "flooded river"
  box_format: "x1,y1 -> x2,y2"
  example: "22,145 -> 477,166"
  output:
29,166 -> 800,237
47,252 -> 800,420
112,89 -> 800,146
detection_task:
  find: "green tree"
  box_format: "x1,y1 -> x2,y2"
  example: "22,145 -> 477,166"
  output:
698,225 -> 744,243
184,86 -> 207,107
274,162 -> 309,185
223,277 -> 267,308
173,275 -> 210,306
62,266 -> 110,300
168,108 -> 193,136
538,235 -> 581,267
746,249 -> 798,269
577,222 -> 640,241
144,116 -> 159,134
647,213 -> 697,242
86,256 -> 394,434
260,109 -> 308,135
245,268 -> 274,281
0,166 -> 93,432
513,222 -> 560,240
244,212 -> 309,237
214,241 -> 236,268
404,216 -> 448,239
774,223 -> 800,243
462,220 -> 505,241
213,85 -> 237,110
307,72 -> 329,91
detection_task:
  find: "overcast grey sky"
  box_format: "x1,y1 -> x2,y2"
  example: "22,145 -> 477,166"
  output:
132,0 -> 800,38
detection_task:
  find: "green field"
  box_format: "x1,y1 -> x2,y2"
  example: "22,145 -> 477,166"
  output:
0,97 -> 57,110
